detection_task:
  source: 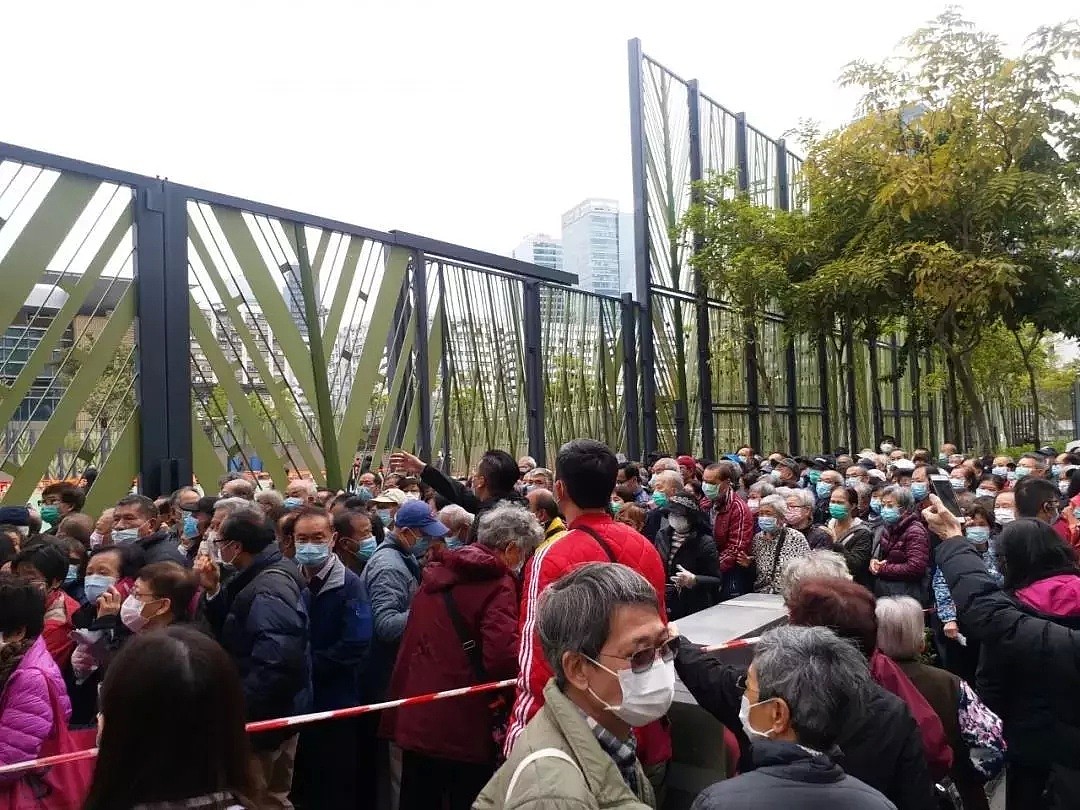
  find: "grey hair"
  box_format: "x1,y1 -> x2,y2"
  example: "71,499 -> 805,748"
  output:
852,482 -> 872,501
530,467 -> 554,486
654,470 -> 683,492
653,458 -> 679,473
222,478 -> 255,499
754,625 -> 870,750
538,563 -> 657,689
476,502 -> 543,556
758,494 -> 787,520
290,479 -> 318,497
213,497 -> 254,517
748,481 -> 775,498
874,596 -> 926,660
780,550 -> 852,604
784,488 -> 814,509
437,504 -> 475,533
883,485 -> 914,510
255,489 -> 284,508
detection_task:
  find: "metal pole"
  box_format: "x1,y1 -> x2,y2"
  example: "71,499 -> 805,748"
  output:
818,335 -> 832,452
844,327 -> 858,452
911,339 -> 924,448
735,112 -> 761,452
621,293 -> 642,461
437,264 -> 452,473
868,326 -> 884,446
777,139 -> 799,456
688,80 -> 715,460
411,251 -> 432,464
890,334 -> 903,444
523,280 -> 546,467
927,352 -> 939,452
628,38 -> 658,459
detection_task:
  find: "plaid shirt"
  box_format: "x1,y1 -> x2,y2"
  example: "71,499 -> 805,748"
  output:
583,713 -> 639,793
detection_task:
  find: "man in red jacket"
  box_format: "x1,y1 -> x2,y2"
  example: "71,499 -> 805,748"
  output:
703,461 -> 755,600
506,439 -> 671,785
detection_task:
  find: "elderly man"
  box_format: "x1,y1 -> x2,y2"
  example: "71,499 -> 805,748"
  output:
221,477 -> 256,501
527,488 -> 566,549
518,455 -> 538,475
285,478 -> 317,509
525,467 -> 555,491
436,503 -> 475,548
475,563 -> 665,808
690,626 -> 895,809
255,487 -> 285,516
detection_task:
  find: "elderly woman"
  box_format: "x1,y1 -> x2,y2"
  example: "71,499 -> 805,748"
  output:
643,469 -> 684,542
655,494 -> 720,620
827,486 -> 873,590
782,488 -> 832,551
387,502 -> 537,810
475,563 -> 665,808
690,626 -> 894,809
778,550 -> 852,606
870,486 -> 931,603
437,504 -> 475,550
749,494 -> 810,596
876,596 -> 1005,810
745,480 -> 774,515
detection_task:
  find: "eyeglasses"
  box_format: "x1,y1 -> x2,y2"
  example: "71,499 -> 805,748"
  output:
599,636 -> 679,674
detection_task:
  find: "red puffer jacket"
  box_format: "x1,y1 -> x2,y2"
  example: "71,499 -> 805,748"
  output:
505,512 -> 671,764
382,544 -> 519,765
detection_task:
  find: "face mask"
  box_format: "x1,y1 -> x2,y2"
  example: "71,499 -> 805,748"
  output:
410,535 -> 431,558
758,516 -> 779,533
40,505 -> 61,525
89,531 -> 104,549
994,508 -> 1015,525
869,498 -> 882,515
283,497 -> 304,510
1052,464 -> 1062,479
182,514 -> 199,540
610,501 -> 623,515
356,486 -> 374,501
404,492 -> 421,501
807,470 -> 822,485
652,492 -> 669,509
880,443 -> 894,454
783,508 -> 802,525
65,565 -> 79,586
910,483 -> 928,501
357,537 -> 377,559
120,594 -> 160,633
828,503 -> 850,520
950,478 -> 966,491
586,656 -> 676,727
669,515 -> 691,534
702,483 -> 720,500
975,488 -> 994,499
1014,467 -> 1031,480
815,481 -> 833,500
992,466 -> 1008,478
295,542 -> 331,567
880,506 -> 901,525
746,498 -> 760,513
1073,507 -> 1080,521
84,574 -> 116,604
1060,479 -> 1072,495
739,694 -> 778,741
966,526 -> 990,544
445,537 -> 464,550
844,477 -> 859,489
112,527 -> 139,545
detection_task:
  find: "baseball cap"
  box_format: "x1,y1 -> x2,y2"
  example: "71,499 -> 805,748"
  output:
667,493 -> 703,516
393,500 -> 448,536
676,455 -> 697,468
371,488 -> 407,507
812,456 -> 833,470
858,457 -> 877,470
1066,439 -> 1080,454
892,458 -> 915,473
0,506 -> 30,526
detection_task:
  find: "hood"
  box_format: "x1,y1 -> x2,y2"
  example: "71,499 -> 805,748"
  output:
421,543 -> 508,592
1016,574 -> 1080,617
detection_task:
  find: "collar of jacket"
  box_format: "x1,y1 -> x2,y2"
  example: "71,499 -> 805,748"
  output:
228,546 -> 285,593
545,516 -> 567,539
309,553 -> 346,594
749,738 -> 846,783
539,680 -> 651,806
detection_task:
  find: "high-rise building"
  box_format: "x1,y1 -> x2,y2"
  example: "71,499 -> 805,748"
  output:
512,234 -> 563,270
561,199 -> 622,298
618,212 -> 636,298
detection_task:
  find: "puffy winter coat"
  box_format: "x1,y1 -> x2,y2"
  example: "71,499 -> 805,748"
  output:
506,513 -> 670,765
361,535 -> 421,701
383,543 -> 518,764
938,539 -> 1080,808
875,512 -> 931,602
204,546 -> 311,751
653,525 -> 720,619
690,739 -> 896,809
0,636 -> 71,779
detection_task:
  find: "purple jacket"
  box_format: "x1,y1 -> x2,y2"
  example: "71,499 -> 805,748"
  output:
0,636 -> 72,780
878,511 -> 931,581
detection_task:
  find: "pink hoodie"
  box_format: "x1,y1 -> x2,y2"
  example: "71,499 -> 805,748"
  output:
1016,574 -> 1080,617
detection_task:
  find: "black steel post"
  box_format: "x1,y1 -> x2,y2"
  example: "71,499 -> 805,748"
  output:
868,327 -> 885,445
818,335 -> 832,452
411,252 -> 432,463
777,139 -> 799,455
926,352 -> 939,451
890,334 -> 903,443
911,340 -> 924,448
844,327 -> 858,453
523,280 -> 546,467
688,80 -> 715,460
437,264 -> 452,473
629,38 -> 658,459
735,112 -> 761,452
134,181 -> 192,498
621,293 -> 642,461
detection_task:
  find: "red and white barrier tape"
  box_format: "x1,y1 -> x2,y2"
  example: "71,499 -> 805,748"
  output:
700,635 -> 760,653
0,678 -> 516,778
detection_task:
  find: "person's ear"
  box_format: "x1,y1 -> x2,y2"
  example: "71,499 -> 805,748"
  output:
770,697 -> 791,735
156,597 -> 172,620
554,479 -> 567,503
503,544 -> 522,571
562,651 -> 592,692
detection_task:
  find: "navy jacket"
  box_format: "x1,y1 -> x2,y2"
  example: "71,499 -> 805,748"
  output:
360,535 -> 421,700
205,546 -> 312,750
691,740 -> 896,809
302,555 -> 372,710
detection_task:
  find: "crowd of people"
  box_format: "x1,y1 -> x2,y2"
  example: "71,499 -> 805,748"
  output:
0,436 -> 1077,808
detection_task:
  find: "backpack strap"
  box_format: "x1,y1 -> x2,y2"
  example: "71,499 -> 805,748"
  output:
505,748 -> 581,804
573,524 -> 618,562
441,588 -> 487,682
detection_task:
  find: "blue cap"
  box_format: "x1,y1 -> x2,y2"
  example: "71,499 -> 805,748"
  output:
393,500 -> 448,536
0,506 -> 30,526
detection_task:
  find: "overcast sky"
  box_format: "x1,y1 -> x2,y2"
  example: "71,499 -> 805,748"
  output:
2,1 -> 1073,256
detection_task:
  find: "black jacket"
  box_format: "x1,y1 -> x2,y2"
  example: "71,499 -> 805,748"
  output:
938,539 -> 1080,808
675,637 -> 935,810
833,522 -> 874,590
205,547 -> 312,750
654,525 -> 720,619
691,739 -> 896,809
420,464 -> 528,541
137,529 -> 189,567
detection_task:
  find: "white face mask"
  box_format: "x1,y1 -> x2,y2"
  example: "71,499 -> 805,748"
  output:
120,594 -> 152,633
586,656 -> 675,727
994,507 -> 1015,525
89,531 -> 104,549
880,443 -> 894,454
739,694 -> 777,741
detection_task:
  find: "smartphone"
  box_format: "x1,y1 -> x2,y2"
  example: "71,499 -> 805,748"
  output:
929,474 -> 964,518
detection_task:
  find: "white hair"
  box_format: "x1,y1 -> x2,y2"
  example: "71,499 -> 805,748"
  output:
437,504 -> 475,533
875,596 -> 926,660
654,470 -> 683,492
780,550 -> 852,604
653,458 -> 679,473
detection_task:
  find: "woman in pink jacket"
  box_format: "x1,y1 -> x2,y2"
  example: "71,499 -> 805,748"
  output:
0,572 -> 72,790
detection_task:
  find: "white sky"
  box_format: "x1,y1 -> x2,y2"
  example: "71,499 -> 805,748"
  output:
2,1 -> 1073,256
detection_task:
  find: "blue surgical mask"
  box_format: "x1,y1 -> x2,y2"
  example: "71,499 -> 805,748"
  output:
411,536 -> 431,558
910,483 -> 928,501
807,470 -> 822,485
356,486 -> 373,501
992,466 -> 1008,478
1013,467 -> 1031,480
377,509 -> 393,526
966,526 -> 990,544
182,514 -> 199,540
84,574 -> 117,604
112,527 -> 139,545
283,497 -> 304,510
65,564 -> 79,586
757,516 -> 778,534
445,537 -> 464,550
357,537 -> 377,559
815,481 -> 833,500
1073,507 -> 1080,522
880,506 -> 901,525
950,478 -> 966,491
845,477 -> 860,489
975,488 -> 994,499
869,498 -> 882,515
295,542 -> 331,567
1052,464 -> 1062,479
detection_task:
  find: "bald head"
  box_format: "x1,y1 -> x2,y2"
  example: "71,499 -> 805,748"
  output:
221,478 -> 255,500
527,487 -> 559,525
